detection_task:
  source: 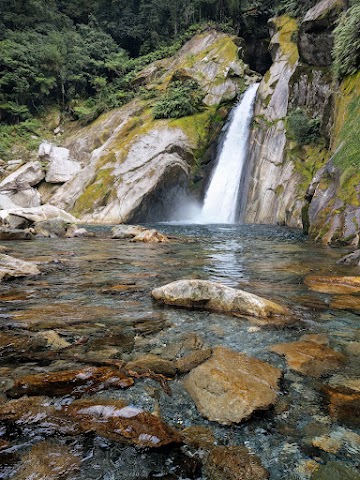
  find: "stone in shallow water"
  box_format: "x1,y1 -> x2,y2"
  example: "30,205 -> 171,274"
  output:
130,229 -> 169,243
304,276 -> 360,294
125,354 -> 177,377
330,295 -> 360,314
323,379 -> 360,427
311,461 -> 360,480
111,224 -> 146,239
0,254 -> 40,281
7,366 -> 134,398
183,346 -> 282,425
12,441 -> 80,480
152,279 -> 290,318
270,340 -> 345,378
0,397 -> 181,448
204,446 -> 269,480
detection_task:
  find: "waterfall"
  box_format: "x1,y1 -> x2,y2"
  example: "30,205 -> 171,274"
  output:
200,83 -> 259,223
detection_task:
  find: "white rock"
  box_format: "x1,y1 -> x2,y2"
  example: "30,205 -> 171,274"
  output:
0,161 -> 44,191
0,205 -> 79,228
0,254 -> 40,281
38,141 -> 82,184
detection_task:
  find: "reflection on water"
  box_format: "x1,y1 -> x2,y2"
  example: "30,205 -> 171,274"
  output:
0,224 -> 359,479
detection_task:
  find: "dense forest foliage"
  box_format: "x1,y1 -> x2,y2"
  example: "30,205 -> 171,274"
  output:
0,0 -> 357,127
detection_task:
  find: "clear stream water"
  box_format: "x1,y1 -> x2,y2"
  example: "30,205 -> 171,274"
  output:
0,224 -> 359,479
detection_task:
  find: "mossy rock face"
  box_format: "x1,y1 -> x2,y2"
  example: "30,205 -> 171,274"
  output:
46,30 -> 252,223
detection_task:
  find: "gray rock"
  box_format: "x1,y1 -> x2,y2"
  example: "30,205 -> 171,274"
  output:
337,250 -> 360,266
0,254 -> 40,281
298,0 -> 346,66
8,188 -> 41,208
39,141 -> 82,184
0,161 -> 44,191
0,227 -> 34,241
111,225 -> 147,239
151,279 -> 290,318
0,205 -> 79,229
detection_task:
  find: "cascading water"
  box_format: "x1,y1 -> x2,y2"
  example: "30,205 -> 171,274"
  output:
200,83 -> 259,223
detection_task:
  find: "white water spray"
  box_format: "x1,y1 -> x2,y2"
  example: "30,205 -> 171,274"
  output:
200,83 -> 259,223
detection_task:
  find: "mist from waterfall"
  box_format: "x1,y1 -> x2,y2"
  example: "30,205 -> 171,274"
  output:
200,82 -> 259,223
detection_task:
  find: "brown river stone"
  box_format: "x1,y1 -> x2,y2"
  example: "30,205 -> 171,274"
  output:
330,295 -> 360,314
204,446 -> 269,480
183,346 -> 282,425
270,341 -> 345,378
304,275 -> 360,294
7,366 -> 134,398
0,397 -> 181,448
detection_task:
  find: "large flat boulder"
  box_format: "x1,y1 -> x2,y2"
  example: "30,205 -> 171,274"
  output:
183,346 -> 282,425
151,279 -> 290,318
0,161 -> 44,191
0,204 -> 79,228
0,254 -> 40,281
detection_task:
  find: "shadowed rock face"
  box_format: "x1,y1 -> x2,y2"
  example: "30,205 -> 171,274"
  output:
298,0 -> 346,67
152,279 -> 290,318
183,346 -> 282,425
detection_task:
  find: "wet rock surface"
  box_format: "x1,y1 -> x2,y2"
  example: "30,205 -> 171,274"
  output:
0,254 -> 41,281
270,340 -> 345,377
304,275 -> 360,294
152,279 -> 290,318
183,346 -> 282,425
204,446 -> 269,480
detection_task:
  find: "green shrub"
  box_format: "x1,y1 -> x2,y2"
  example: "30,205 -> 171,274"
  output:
286,108 -> 321,145
333,4 -> 360,79
153,79 -> 204,119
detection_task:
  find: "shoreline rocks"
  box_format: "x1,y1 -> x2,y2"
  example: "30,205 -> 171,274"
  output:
0,254 -> 41,282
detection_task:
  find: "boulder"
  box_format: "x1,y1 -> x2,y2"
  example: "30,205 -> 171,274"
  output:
39,141 -> 82,183
337,249 -> 360,266
0,161 -> 44,191
324,375 -> 360,426
111,225 -> 147,239
151,280 -> 290,318
0,193 -> 18,210
311,462 -> 360,480
204,446 -> 269,480
270,340 -> 345,377
131,229 -> 169,243
183,346 -> 282,425
0,254 -> 40,282
304,275 -> 360,294
0,227 -> 33,241
7,187 -> 41,208
0,205 -> 79,229
298,0 -> 346,66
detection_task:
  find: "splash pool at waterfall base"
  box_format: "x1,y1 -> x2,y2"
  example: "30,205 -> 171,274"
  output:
0,224 -> 359,480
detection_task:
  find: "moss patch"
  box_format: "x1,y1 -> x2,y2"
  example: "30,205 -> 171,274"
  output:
273,15 -> 299,66
72,168 -> 115,216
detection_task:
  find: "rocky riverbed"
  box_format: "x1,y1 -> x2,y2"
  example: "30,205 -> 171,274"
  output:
0,223 -> 359,480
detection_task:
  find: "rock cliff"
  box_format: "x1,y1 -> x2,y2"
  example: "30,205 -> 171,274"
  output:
45,30 -> 252,223
242,0 -> 360,246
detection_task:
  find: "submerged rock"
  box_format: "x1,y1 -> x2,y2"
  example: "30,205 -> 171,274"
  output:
0,397 -> 181,448
330,295 -> 360,314
152,279 -> 290,318
204,446 -> 269,480
304,275 -> 360,294
270,340 -> 345,378
7,366 -> 134,398
183,346 -> 281,425
12,441 -> 80,480
324,376 -> 360,426
311,461 -> 360,480
0,254 -> 40,282
125,354 -> 177,377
